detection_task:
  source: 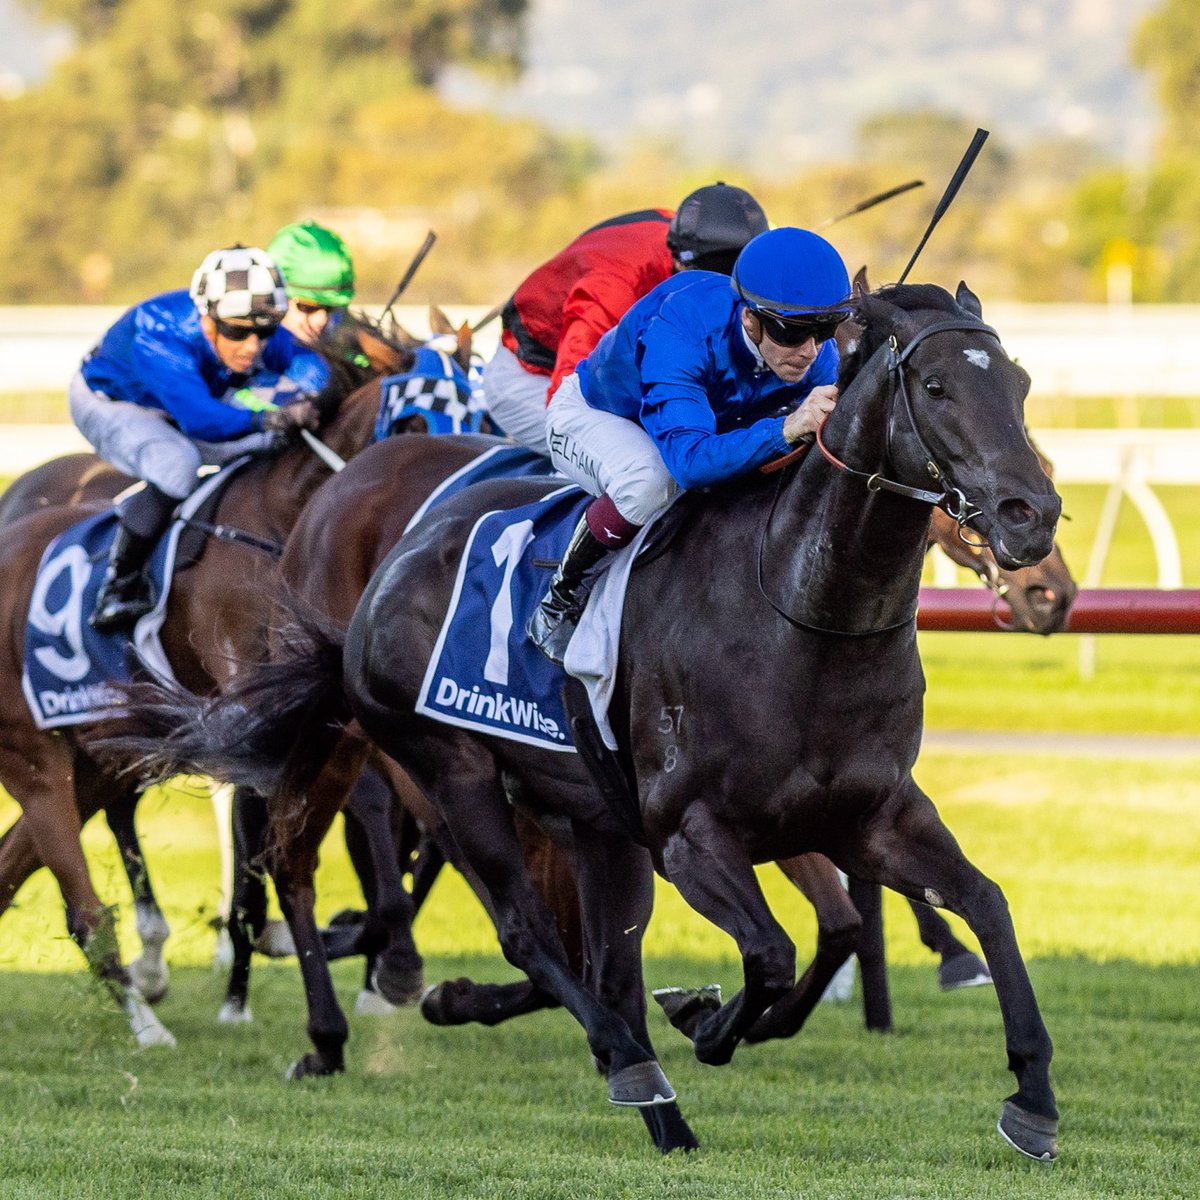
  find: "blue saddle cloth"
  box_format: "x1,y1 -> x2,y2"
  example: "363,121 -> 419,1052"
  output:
404,443 -> 561,534
416,485 -> 590,753
21,466 -> 240,730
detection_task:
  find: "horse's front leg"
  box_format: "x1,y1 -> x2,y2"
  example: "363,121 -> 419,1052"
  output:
657,805 -> 796,1066
101,782 -> 171,1004
218,785 -> 272,1023
853,783 -> 1058,1161
341,764 -> 424,1006
0,735 -> 174,1048
571,821 -> 697,1154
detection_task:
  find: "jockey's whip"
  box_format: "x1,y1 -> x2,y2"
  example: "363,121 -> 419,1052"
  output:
470,302 -> 505,334
300,428 -> 346,472
816,180 -> 924,229
381,229 -> 438,323
897,128 -> 989,284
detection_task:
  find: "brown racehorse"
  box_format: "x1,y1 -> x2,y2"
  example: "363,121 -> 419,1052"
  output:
0,344 -> 407,1045
0,314 -> 477,1011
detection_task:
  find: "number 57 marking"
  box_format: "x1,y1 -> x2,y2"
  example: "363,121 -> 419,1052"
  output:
658,705 -> 684,736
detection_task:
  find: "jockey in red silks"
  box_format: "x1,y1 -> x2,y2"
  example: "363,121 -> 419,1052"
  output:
482,183 -> 769,453
529,226 -> 853,663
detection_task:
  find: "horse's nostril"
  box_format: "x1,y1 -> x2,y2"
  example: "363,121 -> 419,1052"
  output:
998,498 -> 1037,528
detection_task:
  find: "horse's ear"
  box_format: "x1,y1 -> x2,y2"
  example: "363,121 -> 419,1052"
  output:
356,327 -> 411,374
956,281 -> 983,319
454,322 -> 472,372
429,305 -> 455,336
852,266 -> 871,296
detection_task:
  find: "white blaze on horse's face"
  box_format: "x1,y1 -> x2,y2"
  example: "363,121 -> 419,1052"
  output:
963,348 -> 991,370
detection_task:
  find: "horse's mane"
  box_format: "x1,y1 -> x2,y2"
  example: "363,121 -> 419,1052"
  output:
309,311 -> 417,427
837,282 -> 962,390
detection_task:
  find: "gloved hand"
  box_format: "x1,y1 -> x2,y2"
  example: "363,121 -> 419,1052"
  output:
262,398 -> 320,433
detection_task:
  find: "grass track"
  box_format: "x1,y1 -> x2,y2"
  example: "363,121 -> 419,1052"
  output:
2,434 -> 1200,1193
2,746 -> 1199,1196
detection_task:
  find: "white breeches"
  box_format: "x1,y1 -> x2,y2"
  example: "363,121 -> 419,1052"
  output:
545,373 -> 679,527
480,345 -> 553,454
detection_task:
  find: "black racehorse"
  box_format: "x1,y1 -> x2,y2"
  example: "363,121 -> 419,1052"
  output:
108,279 -> 1061,1158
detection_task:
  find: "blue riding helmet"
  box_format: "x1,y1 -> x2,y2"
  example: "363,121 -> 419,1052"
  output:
373,345 -> 485,440
730,227 -> 851,317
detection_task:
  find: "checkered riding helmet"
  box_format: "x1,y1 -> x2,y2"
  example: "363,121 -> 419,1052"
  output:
189,245 -> 289,329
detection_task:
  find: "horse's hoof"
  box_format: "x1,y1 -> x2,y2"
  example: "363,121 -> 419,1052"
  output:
939,951 -> 992,991
997,1100 -> 1059,1162
285,1053 -> 343,1081
819,956 -> 856,1003
643,1102 -> 700,1154
217,998 -> 253,1024
652,984 -> 721,1040
128,956 -> 170,1005
373,959 -> 425,1006
256,919 -> 297,958
419,979 -> 471,1026
354,988 -> 398,1017
608,1059 -> 676,1107
125,993 -> 177,1048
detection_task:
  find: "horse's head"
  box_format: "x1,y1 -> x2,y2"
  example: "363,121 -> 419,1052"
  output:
928,506 -> 1077,634
848,279 -> 1061,570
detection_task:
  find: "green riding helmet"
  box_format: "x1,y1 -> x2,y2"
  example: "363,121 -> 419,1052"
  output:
266,220 -> 356,307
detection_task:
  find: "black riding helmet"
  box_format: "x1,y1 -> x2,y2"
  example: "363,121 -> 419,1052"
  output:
666,182 -> 770,274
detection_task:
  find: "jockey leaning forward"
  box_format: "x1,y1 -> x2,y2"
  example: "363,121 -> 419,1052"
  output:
267,220 -> 357,347
528,226 -> 852,662
483,182 -> 769,453
70,245 -> 326,632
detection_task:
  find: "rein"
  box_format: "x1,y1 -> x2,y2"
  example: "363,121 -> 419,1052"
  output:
816,319 -> 1001,528
178,519 -> 283,560
755,314 -> 1005,637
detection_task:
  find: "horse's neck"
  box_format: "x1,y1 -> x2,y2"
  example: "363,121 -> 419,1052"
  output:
253,383 -> 382,531
760,349 -> 933,636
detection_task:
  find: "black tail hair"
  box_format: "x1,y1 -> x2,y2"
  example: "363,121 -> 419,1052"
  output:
90,604 -> 352,807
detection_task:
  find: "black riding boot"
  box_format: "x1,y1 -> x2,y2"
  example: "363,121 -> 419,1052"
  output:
90,484 -> 177,632
527,515 -> 614,664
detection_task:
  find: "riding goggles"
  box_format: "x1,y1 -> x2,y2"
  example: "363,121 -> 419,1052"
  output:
295,300 -> 334,316
754,308 -> 849,347
215,318 -> 280,342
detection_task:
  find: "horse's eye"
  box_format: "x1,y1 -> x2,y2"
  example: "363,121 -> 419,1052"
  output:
924,377 -> 946,398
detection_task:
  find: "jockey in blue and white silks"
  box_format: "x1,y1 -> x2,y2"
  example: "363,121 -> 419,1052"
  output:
530,226 -> 852,662
69,245 -> 326,631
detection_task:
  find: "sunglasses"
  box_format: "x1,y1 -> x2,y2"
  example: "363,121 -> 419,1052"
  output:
754,308 -> 848,348
215,319 -> 278,343
295,300 -> 334,316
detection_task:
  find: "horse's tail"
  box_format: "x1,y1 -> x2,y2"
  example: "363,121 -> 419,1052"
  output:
95,609 -> 352,802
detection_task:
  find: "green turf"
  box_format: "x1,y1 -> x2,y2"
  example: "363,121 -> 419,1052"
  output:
2,748 -> 1198,1196
2,423 -> 1200,1193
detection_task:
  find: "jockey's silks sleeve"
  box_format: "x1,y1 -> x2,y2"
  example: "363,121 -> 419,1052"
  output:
82,289 -> 328,442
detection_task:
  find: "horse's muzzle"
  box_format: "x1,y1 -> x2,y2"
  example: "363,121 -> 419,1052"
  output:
981,491 -> 1062,570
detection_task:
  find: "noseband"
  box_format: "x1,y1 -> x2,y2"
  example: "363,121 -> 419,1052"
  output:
816,318 -> 1002,530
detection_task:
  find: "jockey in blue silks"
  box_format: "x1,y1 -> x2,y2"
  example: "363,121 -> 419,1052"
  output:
69,244 -> 327,631
530,226 -> 852,662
